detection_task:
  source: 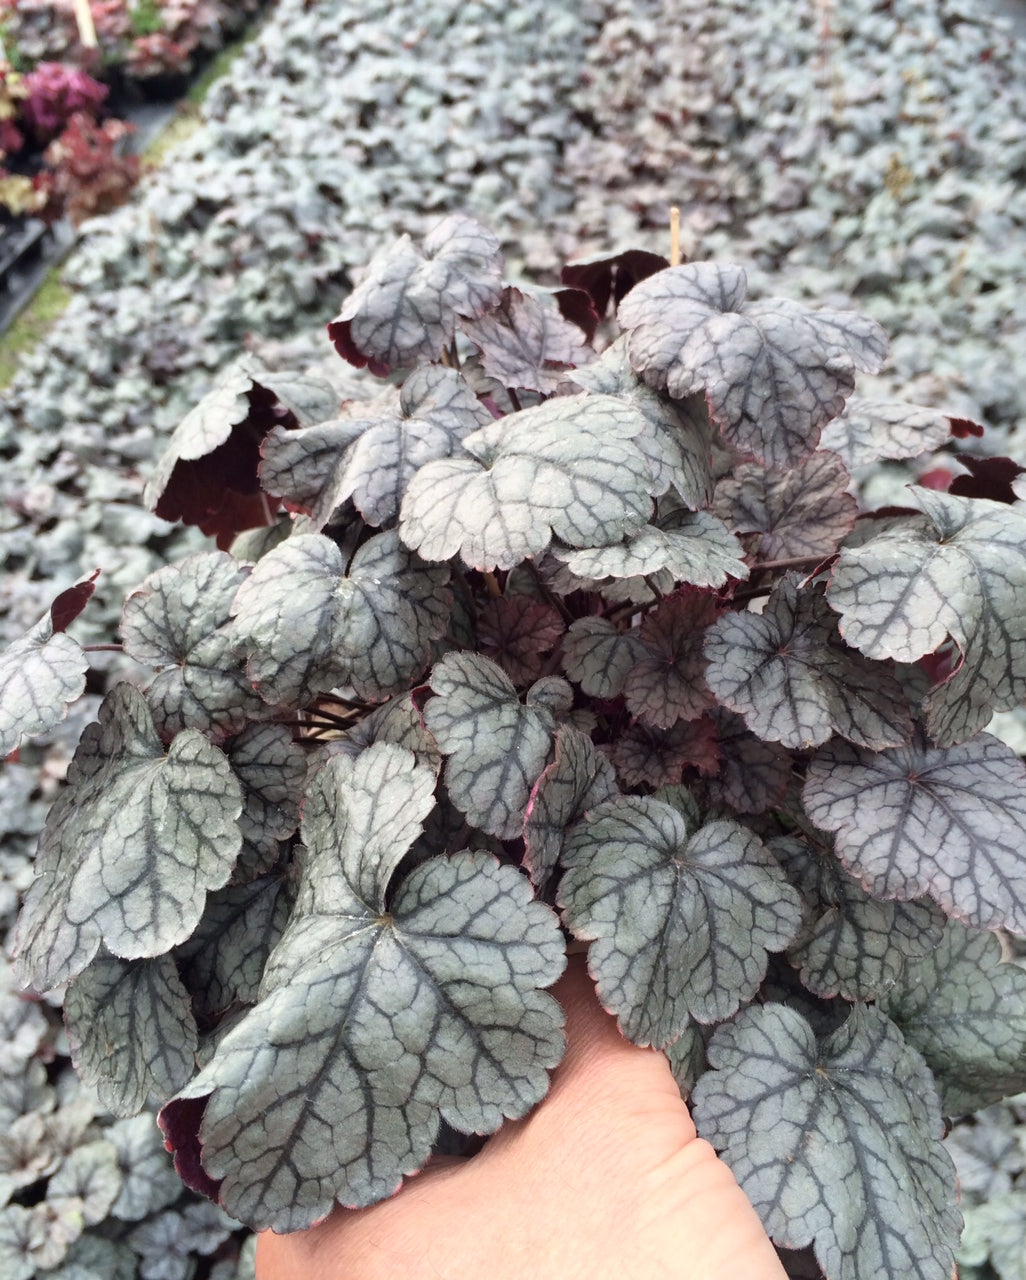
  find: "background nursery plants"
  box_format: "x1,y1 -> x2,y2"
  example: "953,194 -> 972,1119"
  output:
3,212 -> 1026,1280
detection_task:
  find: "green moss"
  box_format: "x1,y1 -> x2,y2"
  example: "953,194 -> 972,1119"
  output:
0,271 -> 72,391
0,14 -> 269,390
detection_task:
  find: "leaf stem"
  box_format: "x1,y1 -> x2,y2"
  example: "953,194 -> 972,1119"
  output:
508,388 -> 523,413
669,206 -> 681,267
82,644 -> 124,652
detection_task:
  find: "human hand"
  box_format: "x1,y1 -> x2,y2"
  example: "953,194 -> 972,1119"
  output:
255,954 -> 788,1280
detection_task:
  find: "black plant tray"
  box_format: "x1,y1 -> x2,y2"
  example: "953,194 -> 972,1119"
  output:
0,217 -> 74,336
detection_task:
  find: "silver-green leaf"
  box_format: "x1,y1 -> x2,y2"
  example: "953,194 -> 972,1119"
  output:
424,652 -> 564,839
692,1003 -> 961,1280
803,731 -> 1026,932
121,551 -> 269,739
260,367 -> 491,529
618,263 -> 887,467
877,921 -> 1026,1114
399,393 -> 653,570
559,797 -> 802,1045
704,575 -> 913,750
64,952 -> 198,1117
0,612 -> 87,758
13,684 -> 242,990
162,744 -> 564,1231
553,508 -> 748,588
773,835 -> 945,1001
826,489 -> 1026,745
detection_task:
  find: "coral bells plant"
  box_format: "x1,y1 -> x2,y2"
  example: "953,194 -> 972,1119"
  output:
4,214 -> 1026,1280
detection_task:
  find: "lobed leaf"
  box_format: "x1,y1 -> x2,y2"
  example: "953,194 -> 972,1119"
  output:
803,731 -> 1026,933
877,922 -> 1026,1114
703,708 -> 792,815
329,214 -> 504,369
13,684 -> 242,991
704,575 -> 913,750
230,530 -> 449,708
477,595 -> 565,685
523,725 -> 619,889
820,396 -> 962,469
692,1003 -> 961,1280
571,337 -> 715,506
773,835 -> 945,1001
0,609 -> 87,758
345,530 -> 452,700
121,551 -> 270,739
605,716 -> 720,788
161,745 -> 564,1231
554,508 -> 748,588
827,488 -> 1026,744
560,797 -> 801,1044
399,393 -> 652,571
622,592 -> 719,729
225,722 -> 306,878
618,263 -> 887,467
106,1116 -> 184,1222
461,286 -> 593,393
338,692 -> 443,774
48,1141 -> 123,1233
424,653 -> 564,839
64,952 -> 198,1117
261,366 -> 491,529
177,874 -> 290,1021
560,616 -> 643,699
714,451 -> 856,562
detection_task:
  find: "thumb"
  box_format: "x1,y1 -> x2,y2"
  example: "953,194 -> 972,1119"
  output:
481,951 -> 697,1163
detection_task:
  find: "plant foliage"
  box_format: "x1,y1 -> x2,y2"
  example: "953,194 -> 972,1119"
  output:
6,213 -> 1026,1280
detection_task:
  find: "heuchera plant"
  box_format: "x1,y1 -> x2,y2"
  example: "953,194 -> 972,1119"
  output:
3,214 -> 1026,1280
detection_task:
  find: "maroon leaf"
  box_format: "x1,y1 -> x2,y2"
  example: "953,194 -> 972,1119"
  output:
477,596 -> 565,685
561,248 -> 669,318
623,592 -> 719,730
702,709 -> 792,815
948,455 -> 1024,504
50,569 -> 100,634
714,452 -> 856,562
606,715 -> 720,788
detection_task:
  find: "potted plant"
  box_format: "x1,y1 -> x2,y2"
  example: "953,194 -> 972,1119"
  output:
3,212 -> 1025,1280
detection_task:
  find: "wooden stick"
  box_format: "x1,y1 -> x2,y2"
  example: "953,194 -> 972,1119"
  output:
669,205 -> 681,267
73,0 -> 99,49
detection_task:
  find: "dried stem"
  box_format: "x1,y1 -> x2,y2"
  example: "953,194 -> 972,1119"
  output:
669,206 -> 681,267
